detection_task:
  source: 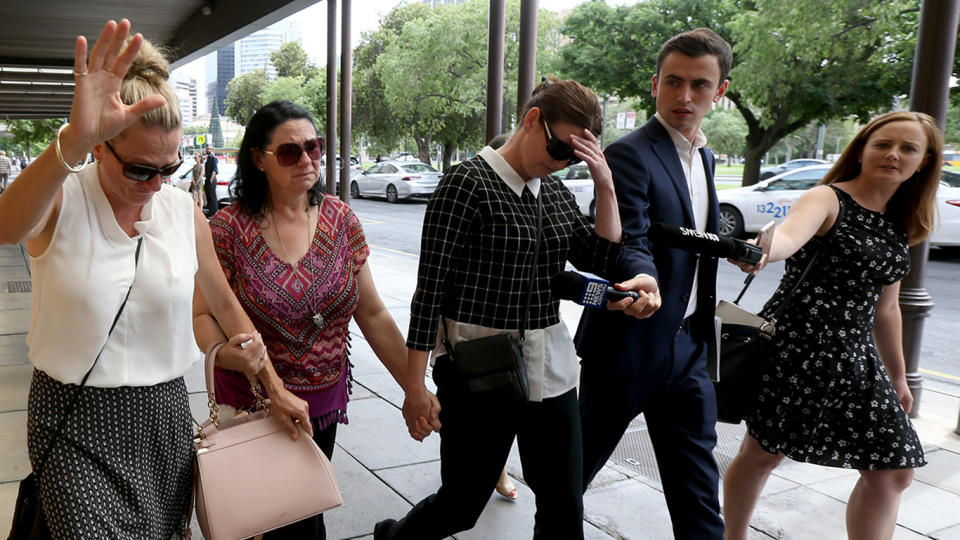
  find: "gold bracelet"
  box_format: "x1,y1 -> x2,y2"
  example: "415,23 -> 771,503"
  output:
54,124 -> 91,173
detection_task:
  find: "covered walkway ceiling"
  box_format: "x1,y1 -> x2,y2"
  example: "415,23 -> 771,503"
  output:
0,0 -> 320,119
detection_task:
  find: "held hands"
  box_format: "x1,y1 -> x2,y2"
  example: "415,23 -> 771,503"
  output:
67,19 -> 166,151
606,274 -> 661,319
402,385 -> 442,442
569,129 -> 613,189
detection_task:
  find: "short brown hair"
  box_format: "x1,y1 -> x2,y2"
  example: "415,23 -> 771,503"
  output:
519,77 -> 602,137
821,111 -> 943,245
656,28 -> 732,83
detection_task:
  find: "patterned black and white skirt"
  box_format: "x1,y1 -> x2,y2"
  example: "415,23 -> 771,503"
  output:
27,369 -> 194,539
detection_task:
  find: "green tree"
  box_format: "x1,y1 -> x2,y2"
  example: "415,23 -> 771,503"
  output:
559,0 -> 919,185
361,0 -> 562,168
6,119 -> 62,158
701,107 -> 747,159
946,100 -> 960,147
225,69 -> 269,125
209,109 -> 225,148
270,41 -> 318,79
353,3 -> 433,154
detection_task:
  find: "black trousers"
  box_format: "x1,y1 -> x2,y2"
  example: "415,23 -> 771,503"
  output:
580,326 -> 724,539
381,369 -> 584,540
204,178 -> 218,217
261,421 -> 337,540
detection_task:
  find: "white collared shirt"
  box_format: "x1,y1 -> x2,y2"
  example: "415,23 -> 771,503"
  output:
655,113 -> 709,319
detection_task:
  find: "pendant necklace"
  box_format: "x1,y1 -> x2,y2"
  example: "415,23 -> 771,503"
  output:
270,205 -> 324,328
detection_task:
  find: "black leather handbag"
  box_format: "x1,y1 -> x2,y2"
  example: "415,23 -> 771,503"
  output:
434,193 -> 542,403
714,249 -> 822,424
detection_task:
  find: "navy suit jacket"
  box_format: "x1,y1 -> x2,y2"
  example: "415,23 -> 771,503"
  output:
575,117 -> 720,380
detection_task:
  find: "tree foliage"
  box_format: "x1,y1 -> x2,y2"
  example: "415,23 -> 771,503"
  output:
6,119 -> 62,157
559,0 -> 921,185
270,41 -> 318,79
209,109 -> 225,148
353,0 -> 561,168
225,69 -> 269,126
700,108 -> 747,158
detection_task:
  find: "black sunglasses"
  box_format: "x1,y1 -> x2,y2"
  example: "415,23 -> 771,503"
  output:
542,118 -> 580,165
261,137 -> 325,167
104,141 -> 183,182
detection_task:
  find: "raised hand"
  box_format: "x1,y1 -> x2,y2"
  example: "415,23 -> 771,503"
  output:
569,128 -> 613,190
68,19 -> 166,151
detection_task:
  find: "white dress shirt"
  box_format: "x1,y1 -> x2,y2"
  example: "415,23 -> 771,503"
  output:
655,113 -> 709,319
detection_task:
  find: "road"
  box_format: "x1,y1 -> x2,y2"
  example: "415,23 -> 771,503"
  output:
349,197 -> 960,388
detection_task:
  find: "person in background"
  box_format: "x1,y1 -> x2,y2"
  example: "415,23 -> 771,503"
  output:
722,111 -> 938,540
193,99 -> 439,539
179,153 -> 204,209
376,78 -> 646,540
0,20 -> 293,537
0,150 -> 11,193
203,144 -> 218,217
574,28 -> 732,539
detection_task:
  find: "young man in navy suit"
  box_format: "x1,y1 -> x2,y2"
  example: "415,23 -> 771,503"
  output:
574,28 -> 731,539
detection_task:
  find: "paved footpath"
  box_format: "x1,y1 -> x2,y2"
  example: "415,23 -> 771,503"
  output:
2,242 -> 960,539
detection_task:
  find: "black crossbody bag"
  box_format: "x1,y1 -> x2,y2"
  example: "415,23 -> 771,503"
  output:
433,193 -> 542,402
8,239 -> 142,540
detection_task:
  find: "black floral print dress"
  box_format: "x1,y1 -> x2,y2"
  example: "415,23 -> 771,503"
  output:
746,185 -> 925,470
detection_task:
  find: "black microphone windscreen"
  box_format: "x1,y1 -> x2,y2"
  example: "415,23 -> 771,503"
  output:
550,271 -> 585,301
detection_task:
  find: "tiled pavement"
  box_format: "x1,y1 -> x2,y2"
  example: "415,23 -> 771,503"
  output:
2,242 -> 960,539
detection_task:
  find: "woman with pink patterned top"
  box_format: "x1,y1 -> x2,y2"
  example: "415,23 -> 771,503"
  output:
193,100 -> 440,539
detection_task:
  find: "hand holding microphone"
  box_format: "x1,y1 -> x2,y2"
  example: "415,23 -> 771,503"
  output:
551,270 -> 661,318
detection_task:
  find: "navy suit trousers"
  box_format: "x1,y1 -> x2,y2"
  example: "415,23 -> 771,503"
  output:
579,325 -> 724,539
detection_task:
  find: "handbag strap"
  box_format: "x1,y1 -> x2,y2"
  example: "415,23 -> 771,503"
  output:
33,237 -> 143,475
440,189 -> 543,352
733,187 -> 846,316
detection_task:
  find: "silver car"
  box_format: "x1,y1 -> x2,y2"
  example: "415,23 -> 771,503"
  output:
351,161 -> 442,203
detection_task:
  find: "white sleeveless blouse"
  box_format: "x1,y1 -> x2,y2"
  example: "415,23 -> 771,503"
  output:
27,165 -> 199,387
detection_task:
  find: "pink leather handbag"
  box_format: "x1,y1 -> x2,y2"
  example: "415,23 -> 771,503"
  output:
192,345 -> 342,539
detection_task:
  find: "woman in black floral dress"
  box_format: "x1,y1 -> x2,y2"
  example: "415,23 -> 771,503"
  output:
722,111 -> 943,540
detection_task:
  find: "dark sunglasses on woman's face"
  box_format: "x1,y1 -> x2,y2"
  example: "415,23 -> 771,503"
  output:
542,118 -> 581,165
104,141 -> 183,182
261,137 -> 325,167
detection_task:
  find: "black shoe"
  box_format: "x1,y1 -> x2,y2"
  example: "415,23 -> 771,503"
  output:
373,519 -> 396,539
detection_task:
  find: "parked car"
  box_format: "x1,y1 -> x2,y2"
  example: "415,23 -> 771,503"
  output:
351,160 -> 442,203
718,164 -> 832,236
930,169 -> 960,248
555,163 -> 595,220
718,165 -> 960,248
758,158 -> 828,181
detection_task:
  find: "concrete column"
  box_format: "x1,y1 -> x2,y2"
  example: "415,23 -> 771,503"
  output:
340,0 -> 352,203
903,0 -> 959,419
326,0 -> 338,195
516,0 -> 538,116
485,0 -> 506,143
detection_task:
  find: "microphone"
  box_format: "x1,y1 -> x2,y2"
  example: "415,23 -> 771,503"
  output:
648,223 -> 763,265
550,270 -> 640,308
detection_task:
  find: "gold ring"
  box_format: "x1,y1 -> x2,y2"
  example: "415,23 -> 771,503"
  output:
294,418 -> 301,424
74,70 -> 87,77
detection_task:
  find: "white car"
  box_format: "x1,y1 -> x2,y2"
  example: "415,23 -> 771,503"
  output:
931,170 -> 960,248
556,163 -> 595,220
352,160 -> 442,203
718,165 -> 960,248
717,165 -> 832,237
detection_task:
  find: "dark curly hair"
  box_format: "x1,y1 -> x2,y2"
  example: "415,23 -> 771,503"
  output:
234,100 -> 324,217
